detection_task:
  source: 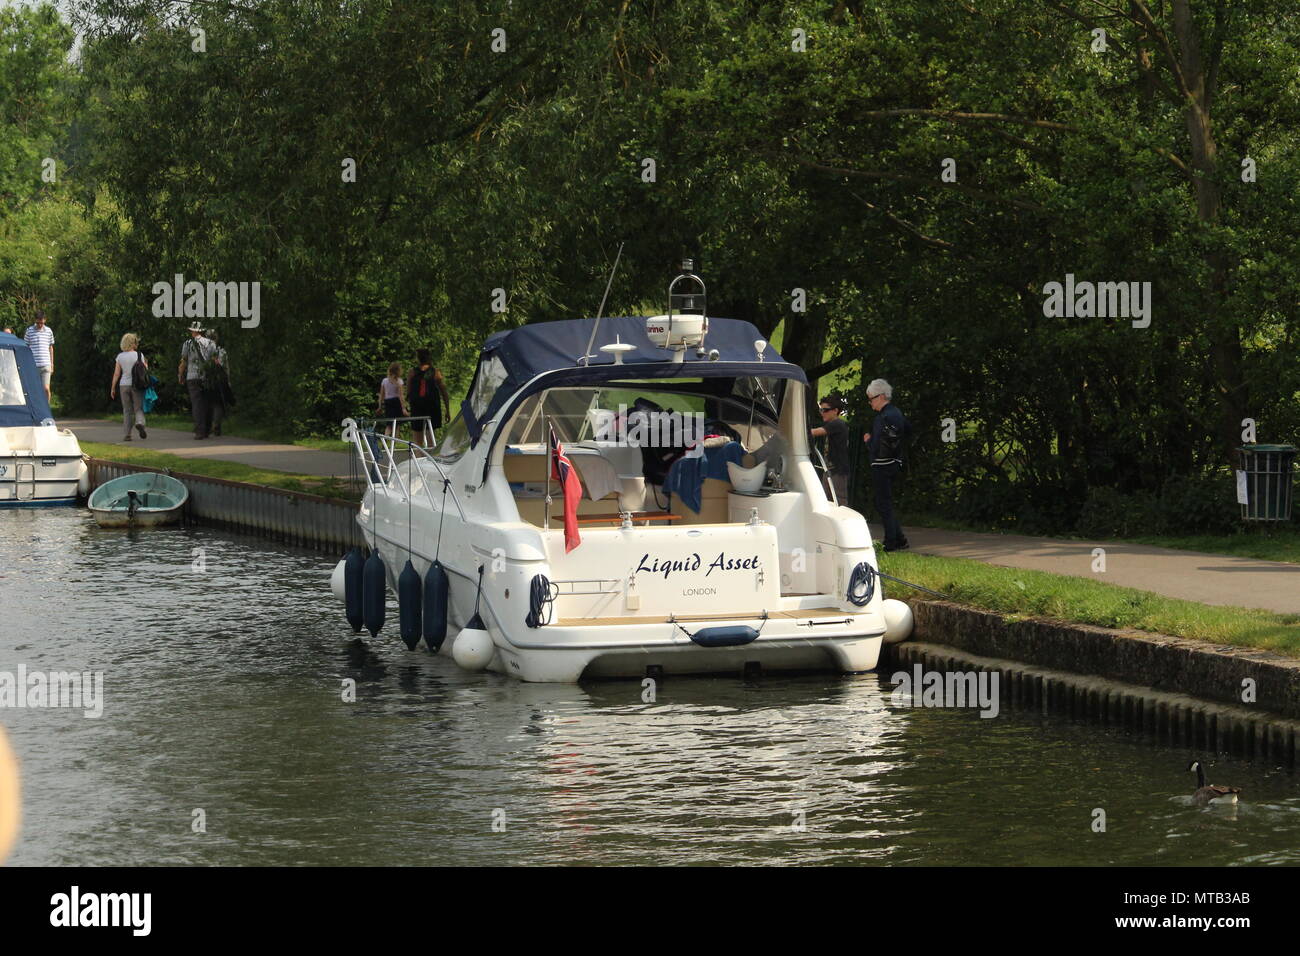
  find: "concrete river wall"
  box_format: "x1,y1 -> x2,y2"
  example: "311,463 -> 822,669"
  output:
886,600 -> 1300,765
86,457 -> 365,553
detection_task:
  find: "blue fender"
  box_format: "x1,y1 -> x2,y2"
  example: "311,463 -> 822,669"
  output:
343,547 -> 365,633
362,550 -> 387,638
398,560 -> 422,650
423,560 -> 450,652
688,625 -> 759,647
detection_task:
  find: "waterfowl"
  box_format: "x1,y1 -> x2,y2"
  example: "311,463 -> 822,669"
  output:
1188,760 -> 1242,805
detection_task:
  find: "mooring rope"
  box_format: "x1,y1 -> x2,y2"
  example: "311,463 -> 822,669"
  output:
435,478 -> 450,560
850,561 -> 954,605
847,561 -> 876,606
525,574 -> 559,628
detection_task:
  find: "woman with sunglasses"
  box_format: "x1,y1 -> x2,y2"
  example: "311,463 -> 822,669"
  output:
811,394 -> 851,506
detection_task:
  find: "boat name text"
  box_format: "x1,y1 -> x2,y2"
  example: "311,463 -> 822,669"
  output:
635,552 -> 761,580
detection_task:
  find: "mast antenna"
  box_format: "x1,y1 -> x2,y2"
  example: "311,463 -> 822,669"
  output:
578,241 -> 625,366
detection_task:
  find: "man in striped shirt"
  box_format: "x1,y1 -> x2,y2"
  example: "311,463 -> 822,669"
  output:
23,311 -> 55,401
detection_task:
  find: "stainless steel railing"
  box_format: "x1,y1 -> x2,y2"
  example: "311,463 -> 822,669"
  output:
342,417 -> 465,520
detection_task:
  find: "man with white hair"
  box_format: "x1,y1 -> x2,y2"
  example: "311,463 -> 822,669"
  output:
863,378 -> 911,552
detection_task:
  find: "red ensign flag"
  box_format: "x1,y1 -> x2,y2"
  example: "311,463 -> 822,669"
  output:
550,424 -> 582,552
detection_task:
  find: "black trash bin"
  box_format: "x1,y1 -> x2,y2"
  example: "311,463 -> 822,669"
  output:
1237,444 -> 1297,521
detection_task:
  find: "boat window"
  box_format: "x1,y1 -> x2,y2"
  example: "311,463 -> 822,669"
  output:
502,384 -> 783,454
506,389 -> 602,445
731,376 -> 782,417
0,350 -> 25,406
469,354 -> 508,420
436,412 -> 471,462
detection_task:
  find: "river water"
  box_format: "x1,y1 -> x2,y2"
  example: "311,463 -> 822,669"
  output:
2,508 -> 1298,866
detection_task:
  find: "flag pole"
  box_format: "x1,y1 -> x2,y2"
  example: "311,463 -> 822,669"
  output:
544,416 -> 553,531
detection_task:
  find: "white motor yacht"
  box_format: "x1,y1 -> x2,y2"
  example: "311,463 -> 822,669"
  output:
335,264 -> 910,681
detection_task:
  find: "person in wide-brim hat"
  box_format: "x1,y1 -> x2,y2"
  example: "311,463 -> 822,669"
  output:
179,323 -> 215,438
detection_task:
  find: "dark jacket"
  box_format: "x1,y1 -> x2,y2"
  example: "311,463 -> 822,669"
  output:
868,402 -> 910,466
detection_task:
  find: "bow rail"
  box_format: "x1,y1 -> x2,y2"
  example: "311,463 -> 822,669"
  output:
342,417 -> 465,520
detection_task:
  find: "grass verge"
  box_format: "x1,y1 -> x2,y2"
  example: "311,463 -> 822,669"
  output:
80,441 -> 363,501
878,550 -> 1300,655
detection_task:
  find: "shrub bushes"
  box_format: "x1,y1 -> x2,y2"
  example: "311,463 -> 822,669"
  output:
909,470 -> 1273,538
1072,472 -> 1247,537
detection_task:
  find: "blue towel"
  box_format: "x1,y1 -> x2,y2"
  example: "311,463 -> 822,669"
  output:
666,441 -> 745,513
666,452 -> 705,513
703,441 -> 745,479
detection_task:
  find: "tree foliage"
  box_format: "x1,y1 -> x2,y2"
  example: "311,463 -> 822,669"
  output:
6,0 -> 1297,531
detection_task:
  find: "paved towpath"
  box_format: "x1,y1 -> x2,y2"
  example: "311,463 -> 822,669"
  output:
62,417 -> 356,478
869,524 -> 1300,615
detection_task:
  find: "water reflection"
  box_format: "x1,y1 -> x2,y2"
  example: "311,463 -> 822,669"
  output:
1,508 -> 1298,866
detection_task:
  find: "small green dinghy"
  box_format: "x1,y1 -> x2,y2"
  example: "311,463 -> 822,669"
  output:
88,473 -> 189,528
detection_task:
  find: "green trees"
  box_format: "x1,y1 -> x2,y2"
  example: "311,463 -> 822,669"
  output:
5,0 -> 1295,531
0,4 -> 77,333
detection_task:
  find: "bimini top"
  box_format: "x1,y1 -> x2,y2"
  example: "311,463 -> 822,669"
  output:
470,316 -> 806,426
0,332 -> 54,427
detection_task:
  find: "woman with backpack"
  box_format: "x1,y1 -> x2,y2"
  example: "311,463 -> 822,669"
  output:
376,362 -> 408,436
110,332 -> 149,441
406,348 -> 450,447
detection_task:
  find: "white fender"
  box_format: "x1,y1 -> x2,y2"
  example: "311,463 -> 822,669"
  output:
330,559 -> 347,602
881,598 -> 914,644
452,625 -> 495,670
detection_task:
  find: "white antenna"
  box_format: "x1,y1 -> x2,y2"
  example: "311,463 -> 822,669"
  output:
579,241 -> 626,366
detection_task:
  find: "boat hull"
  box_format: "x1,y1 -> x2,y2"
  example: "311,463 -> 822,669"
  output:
0,425 -> 86,506
365,522 -> 887,684
91,507 -> 183,528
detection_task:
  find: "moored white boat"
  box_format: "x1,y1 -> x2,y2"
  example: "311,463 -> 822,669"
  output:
337,263 -> 910,682
0,331 -> 87,507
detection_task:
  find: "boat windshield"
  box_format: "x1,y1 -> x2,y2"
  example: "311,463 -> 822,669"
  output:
0,350 -> 25,407
504,381 -> 786,452
438,375 -> 792,467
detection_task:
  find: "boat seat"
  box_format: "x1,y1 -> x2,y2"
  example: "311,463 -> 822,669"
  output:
669,477 -> 732,525
513,493 -> 623,527
503,453 -> 549,483
503,451 -> 626,492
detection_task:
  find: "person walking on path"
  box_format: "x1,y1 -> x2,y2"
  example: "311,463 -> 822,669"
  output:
863,378 -> 911,552
810,393 -> 851,506
110,333 -> 149,441
23,311 -> 54,402
178,322 -> 216,439
376,362 -> 407,437
406,348 -> 451,447
205,328 -> 230,437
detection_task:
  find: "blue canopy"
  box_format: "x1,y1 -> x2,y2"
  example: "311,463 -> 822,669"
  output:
472,316 -> 806,427
0,332 -> 54,427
